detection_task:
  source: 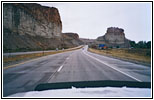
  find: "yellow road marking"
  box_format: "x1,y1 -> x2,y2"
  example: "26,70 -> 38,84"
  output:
3,46 -> 83,70
3,56 -> 44,70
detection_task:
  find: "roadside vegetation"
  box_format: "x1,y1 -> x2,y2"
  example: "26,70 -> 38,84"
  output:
3,46 -> 70,53
3,46 -> 83,66
89,48 -> 151,66
89,41 -> 151,66
129,41 -> 151,49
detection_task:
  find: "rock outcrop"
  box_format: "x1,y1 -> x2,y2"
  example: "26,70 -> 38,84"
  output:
3,3 -> 82,52
97,27 -> 130,48
3,3 -> 62,38
62,33 -> 83,48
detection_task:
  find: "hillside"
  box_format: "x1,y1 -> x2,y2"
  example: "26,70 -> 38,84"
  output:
3,3 -> 83,52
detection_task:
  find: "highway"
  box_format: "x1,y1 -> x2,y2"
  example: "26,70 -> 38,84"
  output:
3,46 -> 151,96
3,46 -> 82,56
3,50 -> 54,56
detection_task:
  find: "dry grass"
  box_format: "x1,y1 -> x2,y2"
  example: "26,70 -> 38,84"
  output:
3,46 -> 83,63
89,48 -> 151,65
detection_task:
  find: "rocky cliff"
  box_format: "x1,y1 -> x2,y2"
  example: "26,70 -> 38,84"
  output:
97,27 -> 130,48
62,33 -> 83,48
3,3 -> 82,52
3,3 -> 62,38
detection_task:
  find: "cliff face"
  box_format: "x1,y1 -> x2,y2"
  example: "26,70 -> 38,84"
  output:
62,33 -> 83,48
3,3 -> 62,38
3,3 -> 82,52
97,27 -> 130,48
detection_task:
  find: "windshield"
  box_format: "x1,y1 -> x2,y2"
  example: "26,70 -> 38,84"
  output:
3,2 -> 151,98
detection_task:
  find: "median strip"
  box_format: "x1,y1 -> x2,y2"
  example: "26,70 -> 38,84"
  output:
3,55 -> 48,70
3,46 -> 83,70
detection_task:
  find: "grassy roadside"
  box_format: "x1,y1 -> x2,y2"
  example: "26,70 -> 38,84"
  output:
3,46 -> 83,66
88,48 -> 151,67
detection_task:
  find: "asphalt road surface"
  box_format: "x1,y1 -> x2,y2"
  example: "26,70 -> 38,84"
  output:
3,46 -> 82,56
3,50 -> 54,56
3,45 -> 151,96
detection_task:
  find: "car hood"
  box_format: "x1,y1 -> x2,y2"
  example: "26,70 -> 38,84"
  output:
7,80 -> 151,97
8,86 -> 151,97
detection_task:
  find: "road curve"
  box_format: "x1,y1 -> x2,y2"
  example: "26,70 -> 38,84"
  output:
3,46 -> 151,96
3,46 -> 83,56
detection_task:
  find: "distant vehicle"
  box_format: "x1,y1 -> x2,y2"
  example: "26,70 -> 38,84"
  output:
99,44 -> 105,48
56,48 -> 59,51
98,44 -> 107,49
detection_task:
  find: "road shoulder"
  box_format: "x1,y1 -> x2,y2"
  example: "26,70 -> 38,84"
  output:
88,48 -> 151,67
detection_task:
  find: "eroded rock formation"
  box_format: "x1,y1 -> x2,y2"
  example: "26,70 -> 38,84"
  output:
3,3 -> 82,52
3,3 -> 62,38
62,33 -> 83,47
97,27 -> 130,48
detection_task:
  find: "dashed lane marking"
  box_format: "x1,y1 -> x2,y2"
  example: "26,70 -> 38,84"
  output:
47,55 -> 71,82
57,65 -> 63,72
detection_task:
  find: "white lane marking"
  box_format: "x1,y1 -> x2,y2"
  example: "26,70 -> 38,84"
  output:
83,51 -> 142,82
57,55 -> 71,72
47,54 -> 73,82
57,65 -> 63,72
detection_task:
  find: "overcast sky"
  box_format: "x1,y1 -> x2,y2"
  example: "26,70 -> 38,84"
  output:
39,2 -> 151,42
